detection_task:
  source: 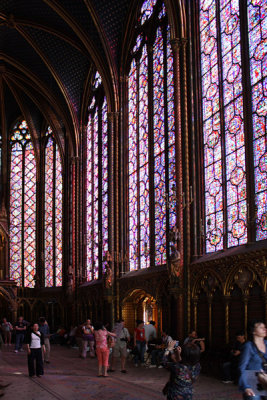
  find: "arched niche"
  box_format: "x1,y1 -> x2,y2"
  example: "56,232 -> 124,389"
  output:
247,282 -> 265,323
32,301 -> 47,323
0,290 -> 12,321
122,289 -> 159,335
17,300 -> 31,323
211,287 -> 224,347
228,284 -> 244,340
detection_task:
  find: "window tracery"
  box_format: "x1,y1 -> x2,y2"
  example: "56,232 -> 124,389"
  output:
128,0 -> 176,270
10,120 -> 36,287
86,72 -> 108,280
199,0 -> 266,253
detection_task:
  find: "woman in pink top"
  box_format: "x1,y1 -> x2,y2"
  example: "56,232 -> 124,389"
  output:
94,322 -> 116,377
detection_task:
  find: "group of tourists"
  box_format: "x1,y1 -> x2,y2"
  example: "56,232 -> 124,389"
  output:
1,316 -> 267,399
0,316 -> 51,378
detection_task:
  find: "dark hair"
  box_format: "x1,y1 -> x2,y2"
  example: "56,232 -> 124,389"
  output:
29,322 -> 39,330
39,317 -> 45,324
116,319 -> 124,323
149,321 -> 155,325
136,320 -> 144,326
187,329 -> 197,336
247,320 -> 265,342
235,330 -> 245,337
94,322 -> 104,331
180,343 -> 200,366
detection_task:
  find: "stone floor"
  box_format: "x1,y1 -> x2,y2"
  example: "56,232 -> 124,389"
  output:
0,345 -> 242,400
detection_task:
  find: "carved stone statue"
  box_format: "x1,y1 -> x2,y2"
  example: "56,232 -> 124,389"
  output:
0,230 -> 7,280
168,244 -> 182,284
104,261 -> 113,288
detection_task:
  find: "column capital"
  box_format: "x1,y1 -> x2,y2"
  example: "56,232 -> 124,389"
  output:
71,156 -> 80,164
120,75 -> 129,84
107,112 -> 120,122
170,38 -> 182,53
147,43 -> 153,54
181,38 -> 188,48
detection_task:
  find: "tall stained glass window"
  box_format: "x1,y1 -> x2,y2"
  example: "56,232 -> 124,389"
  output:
86,72 -> 108,280
248,0 -> 267,241
128,0 -> 176,270
10,120 -> 36,287
44,127 -> 63,287
199,0 -> 267,253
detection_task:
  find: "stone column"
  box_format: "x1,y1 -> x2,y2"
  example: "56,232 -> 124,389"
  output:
224,296 -> 231,344
170,38 -> 184,339
107,112 -> 119,323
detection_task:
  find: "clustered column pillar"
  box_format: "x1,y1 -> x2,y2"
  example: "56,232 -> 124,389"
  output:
171,37 -> 187,339
107,111 -> 120,323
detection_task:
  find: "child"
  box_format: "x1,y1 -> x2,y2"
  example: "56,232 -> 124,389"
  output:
163,343 -> 201,400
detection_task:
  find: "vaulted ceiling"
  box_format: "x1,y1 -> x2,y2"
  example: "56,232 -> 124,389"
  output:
0,0 -> 133,153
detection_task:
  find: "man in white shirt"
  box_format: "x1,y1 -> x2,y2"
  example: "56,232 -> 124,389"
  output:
144,321 -> 157,343
109,319 -> 130,373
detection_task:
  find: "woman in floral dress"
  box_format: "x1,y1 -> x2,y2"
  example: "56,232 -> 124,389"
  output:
164,343 -> 201,400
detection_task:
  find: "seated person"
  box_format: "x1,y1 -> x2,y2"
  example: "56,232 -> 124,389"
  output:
149,330 -> 173,368
222,330 -> 246,383
184,329 -> 205,353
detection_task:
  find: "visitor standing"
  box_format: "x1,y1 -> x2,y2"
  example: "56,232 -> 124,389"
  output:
14,316 -> 27,353
133,320 -> 147,367
81,319 -> 94,358
39,317 -> 51,363
94,322 -> 116,377
144,321 -> 157,343
1,318 -> 13,346
110,319 -> 130,373
26,323 -> 45,378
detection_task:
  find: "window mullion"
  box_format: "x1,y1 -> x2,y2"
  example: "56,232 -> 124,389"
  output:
22,146 -> 25,287
216,0 -> 228,249
137,59 -> 141,270
239,1 -> 256,242
148,41 -> 155,268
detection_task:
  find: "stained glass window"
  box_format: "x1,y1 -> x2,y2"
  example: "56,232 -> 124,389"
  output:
129,0 -> 175,270
10,120 -> 36,287
199,0 -> 267,252
86,72 -> 108,281
44,127 -> 63,287
248,0 -> 267,241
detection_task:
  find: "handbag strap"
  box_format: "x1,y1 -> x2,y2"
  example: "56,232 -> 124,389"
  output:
253,343 -> 267,363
